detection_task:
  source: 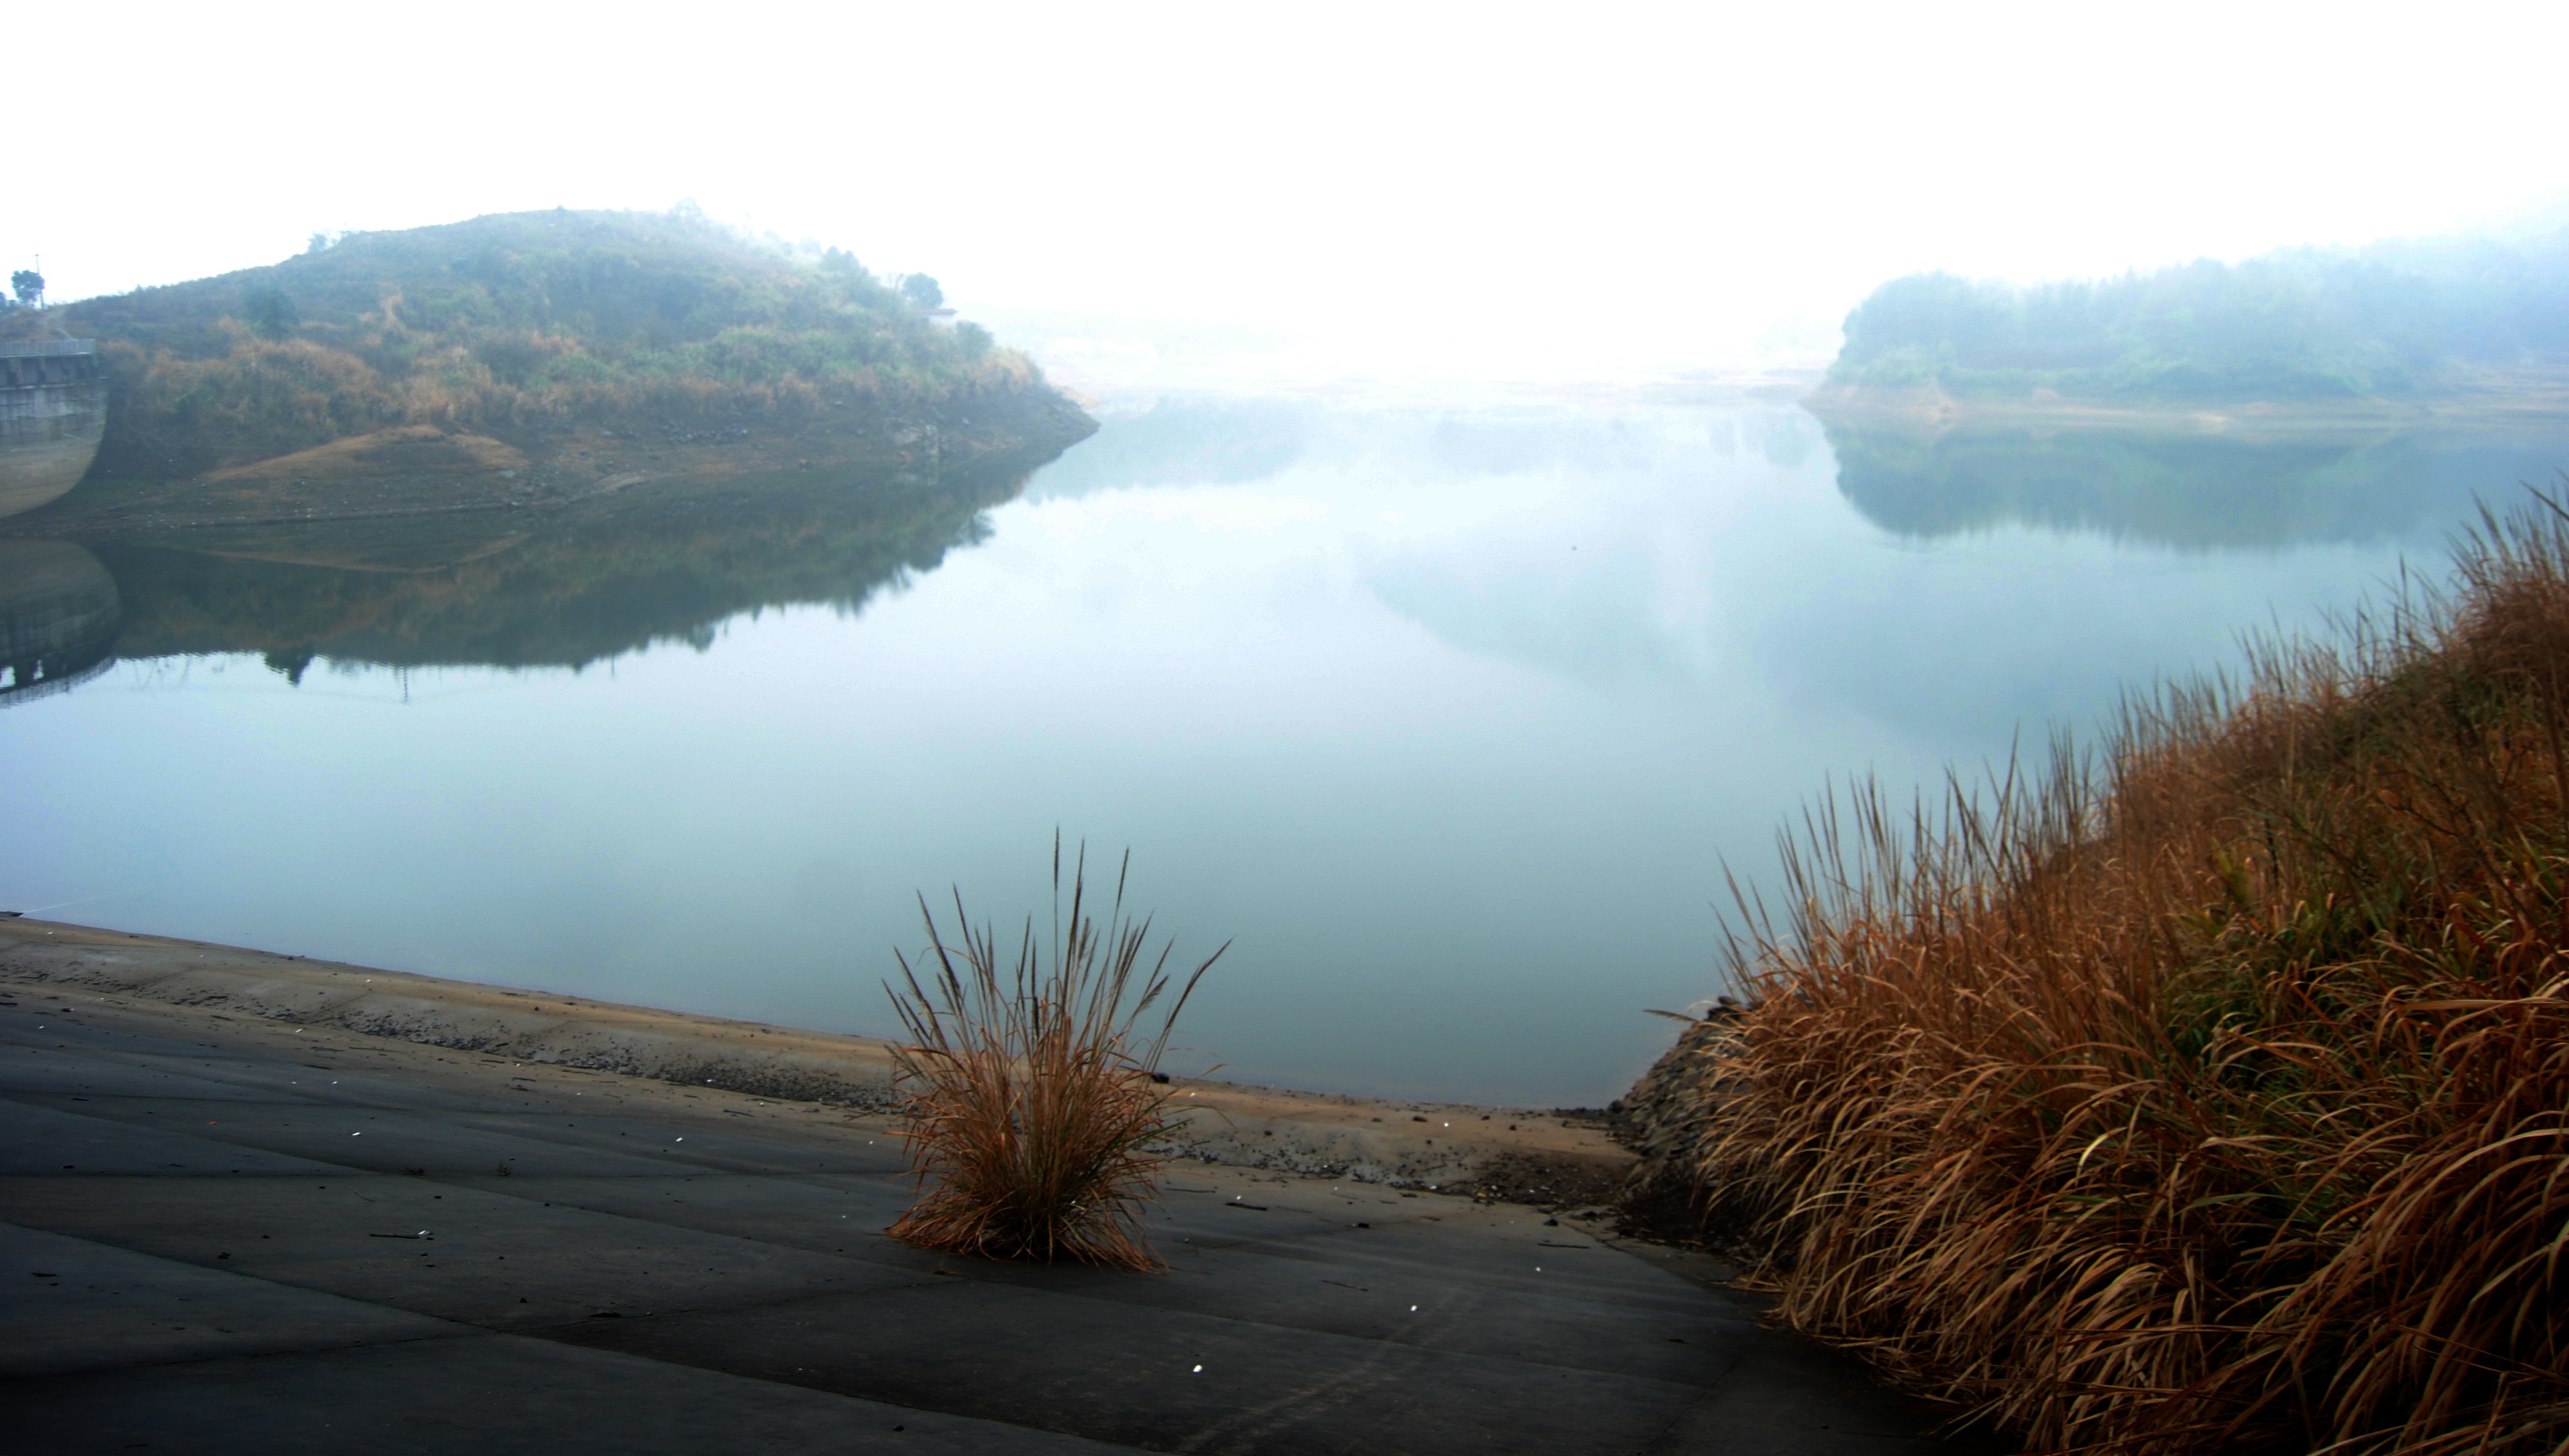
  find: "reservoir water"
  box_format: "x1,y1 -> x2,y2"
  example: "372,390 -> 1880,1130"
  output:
5,392 -> 2564,1104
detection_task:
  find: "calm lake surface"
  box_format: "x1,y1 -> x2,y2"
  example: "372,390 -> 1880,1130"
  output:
7,394 -> 2566,1104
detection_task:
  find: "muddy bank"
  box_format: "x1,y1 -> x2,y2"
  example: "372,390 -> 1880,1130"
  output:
2,384 -> 1094,544
0,918 -> 1631,1205
1805,373 -> 2569,439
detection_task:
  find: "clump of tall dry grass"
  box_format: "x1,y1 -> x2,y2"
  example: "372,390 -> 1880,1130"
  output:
885,841 -> 1225,1269
1695,491 -> 2569,1454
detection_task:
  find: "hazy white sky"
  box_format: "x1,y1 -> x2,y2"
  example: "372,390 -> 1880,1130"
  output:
17,0 -> 2568,377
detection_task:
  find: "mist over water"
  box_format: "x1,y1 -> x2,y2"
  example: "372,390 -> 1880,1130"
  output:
3,395 -> 2554,1104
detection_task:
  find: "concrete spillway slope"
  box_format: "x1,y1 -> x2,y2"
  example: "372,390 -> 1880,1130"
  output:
0,924 -> 2002,1455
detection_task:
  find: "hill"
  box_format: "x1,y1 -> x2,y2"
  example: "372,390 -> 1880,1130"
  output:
1818,227 -> 2569,411
14,207 -> 1087,483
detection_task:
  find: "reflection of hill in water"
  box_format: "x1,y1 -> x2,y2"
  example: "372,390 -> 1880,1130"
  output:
70,447 -> 1053,677
0,540 -> 121,705
1826,420 -> 2569,548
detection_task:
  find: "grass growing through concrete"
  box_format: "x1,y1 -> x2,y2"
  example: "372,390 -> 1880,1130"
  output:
886,842 -> 1224,1269
1694,492 -> 2569,1453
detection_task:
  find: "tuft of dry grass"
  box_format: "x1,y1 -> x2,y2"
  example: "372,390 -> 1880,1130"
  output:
884,839 -> 1224,1270
1692,490 -> 2569,1454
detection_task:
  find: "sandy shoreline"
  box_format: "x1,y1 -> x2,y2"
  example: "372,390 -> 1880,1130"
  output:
0,916 -> 1636,1208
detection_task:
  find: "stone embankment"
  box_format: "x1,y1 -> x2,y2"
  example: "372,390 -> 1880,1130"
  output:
1608,1006 -> 1744,1244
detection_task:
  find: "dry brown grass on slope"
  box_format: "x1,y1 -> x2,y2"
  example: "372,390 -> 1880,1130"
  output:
885,842 -> 1225,1270
1695,492 -> 2569,1454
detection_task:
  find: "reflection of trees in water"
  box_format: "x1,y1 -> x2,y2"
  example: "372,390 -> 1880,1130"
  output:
81,448 -> 1054,675
0,539 -> 120,705
1824,420 -> 2569,549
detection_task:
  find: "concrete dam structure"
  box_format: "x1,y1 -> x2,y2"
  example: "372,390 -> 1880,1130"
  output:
0,338 -> 107,518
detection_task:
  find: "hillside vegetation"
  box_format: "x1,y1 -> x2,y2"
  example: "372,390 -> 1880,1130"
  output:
1638,493 -> 2569,1452
1828,228 -> 2569,402
30,208 -> 1047,479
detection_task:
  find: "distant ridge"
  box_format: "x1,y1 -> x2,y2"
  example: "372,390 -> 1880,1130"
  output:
1816,227 -> 2569,413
